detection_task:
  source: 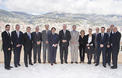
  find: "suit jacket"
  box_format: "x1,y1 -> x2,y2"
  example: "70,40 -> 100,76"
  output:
2,31 -> 12,51
48,33 -> 59,46
111,31 -> 121,50
42,30 -> 51,44
79,35 -> 87,47
97,33 -> 108,48
32,32 -> 42,47
86,34 -> 95,48
23,32 -> 32,52
59,30 -> 71,47
70,30 -> 79,46
11,30 -> 23,48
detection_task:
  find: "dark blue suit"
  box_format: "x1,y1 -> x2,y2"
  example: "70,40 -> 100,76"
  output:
96,33 -> 108,66
2,31 -> 12,68
11,30 -> 23,66
111,31 -> 121,68
48,33 -> 59,64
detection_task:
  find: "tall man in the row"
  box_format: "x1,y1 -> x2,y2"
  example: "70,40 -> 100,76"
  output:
111,27 -> 121,69
11,24 -> 23,67
95,27 -> 108,67
59,24 -> 71,64
2,24 -> 13,70
42,25 -> 51,63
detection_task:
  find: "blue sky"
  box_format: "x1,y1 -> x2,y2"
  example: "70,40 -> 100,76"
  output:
0,0 -> 122,15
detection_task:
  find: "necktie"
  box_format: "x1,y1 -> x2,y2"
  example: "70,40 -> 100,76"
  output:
8,32 -> 10,36
28,33 -> 31,39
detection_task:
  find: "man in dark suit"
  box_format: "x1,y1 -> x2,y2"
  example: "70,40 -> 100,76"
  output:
111,27 -> 121,69
11,24 -> 23,67
23,27 -> 33,67
95,27 -> 108,67
59,24 -> 71,64
1,24 -> 13,70
106,28 -> 112,66
32,26 -> 42,64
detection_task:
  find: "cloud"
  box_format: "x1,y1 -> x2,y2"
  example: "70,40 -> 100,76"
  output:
1,0 -> 122,15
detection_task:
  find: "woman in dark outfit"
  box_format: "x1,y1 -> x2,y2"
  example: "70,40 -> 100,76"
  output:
86,28 -> 95,64
48,27 -> 59,66
79,30 -> 87,63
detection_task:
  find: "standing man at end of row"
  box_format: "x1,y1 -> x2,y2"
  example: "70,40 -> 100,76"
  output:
2,24 -> 13,70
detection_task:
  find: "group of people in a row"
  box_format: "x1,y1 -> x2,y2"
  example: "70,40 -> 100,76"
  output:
1,24 -> 121,70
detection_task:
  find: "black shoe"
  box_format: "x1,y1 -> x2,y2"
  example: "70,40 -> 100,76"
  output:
111,66 -> 117,69
25,65 -> 28,67
75,62 -> 78,64
15,65 -> 18,68
34,62 -> 36,64
9,66 -> 13,68
5,67 -> 11,70
29,63 -> 33,65
71,62 -> 73,64
103,65 -> 106,68
88,62 -> 91,64
95,64 -> 99,66
51,63 -> 53,66
18,64 -> 21,66
61,61 -> 63,64
108,63 -> 111,66
65,62 -> 68,64
38,61 -> 41,63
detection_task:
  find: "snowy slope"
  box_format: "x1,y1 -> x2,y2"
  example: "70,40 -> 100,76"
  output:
0,64 -> 122,78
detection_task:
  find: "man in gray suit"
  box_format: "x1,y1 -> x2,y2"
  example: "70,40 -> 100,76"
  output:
32,26 -> 42,64
93,27 -> 99,64
69,25 -> 79,64
42,25 -> 51,63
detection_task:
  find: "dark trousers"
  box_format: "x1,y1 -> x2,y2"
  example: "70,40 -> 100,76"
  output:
50,46 -> 57,64
33,46 -> 41,63
87,53 -> 92,63
96,47 -> 106,66
94,45 -> 98,63
14,47 -> 21,66
60,46 -> 68,63
3,49 -> 11,68
112,48 -> 119,68
106,47 -> 112,65
79,46 -> 85,62
24,49 -> 32,66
